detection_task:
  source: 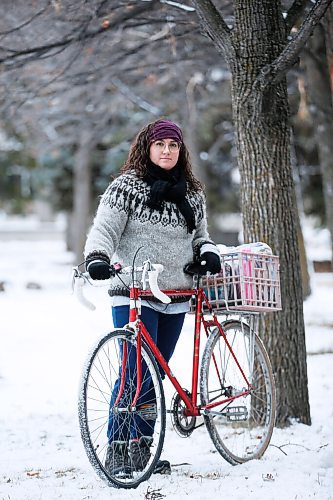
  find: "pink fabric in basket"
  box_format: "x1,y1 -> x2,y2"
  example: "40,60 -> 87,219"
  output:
242,248 -> 254,301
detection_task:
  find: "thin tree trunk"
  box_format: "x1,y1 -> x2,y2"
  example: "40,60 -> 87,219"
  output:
185,74 -> 205,183
183,73 -> 223,240
323,4 -> 333,62
291,133 -> 311,299
303,23 -> 333,260
72,130 -> 93,264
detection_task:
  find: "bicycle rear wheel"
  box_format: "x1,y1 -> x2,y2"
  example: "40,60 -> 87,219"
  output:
78,329 -> 166,489
200,320 -> 276,464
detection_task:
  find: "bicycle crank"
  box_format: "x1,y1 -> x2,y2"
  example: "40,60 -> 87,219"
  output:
170,389 -> 196,437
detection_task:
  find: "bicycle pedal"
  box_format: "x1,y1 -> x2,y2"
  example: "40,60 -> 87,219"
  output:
224,406 -> 248,422
137,403 -> 158,420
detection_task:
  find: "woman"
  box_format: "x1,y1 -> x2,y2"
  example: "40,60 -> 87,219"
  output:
84,118 -> 221,475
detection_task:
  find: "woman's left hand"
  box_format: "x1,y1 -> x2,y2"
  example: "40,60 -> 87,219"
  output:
200,252 -> 221,274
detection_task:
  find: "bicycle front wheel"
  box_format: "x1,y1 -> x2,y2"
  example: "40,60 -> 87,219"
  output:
200,320 -> 276,464
78,329 -> 166,489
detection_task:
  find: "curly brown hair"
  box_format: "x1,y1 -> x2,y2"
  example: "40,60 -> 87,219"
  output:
120,120 -> 203,192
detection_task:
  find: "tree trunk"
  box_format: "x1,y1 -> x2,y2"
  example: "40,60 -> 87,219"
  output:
184,74 -> 205,183
297,216 -> 312,299
303,23 -> 333,260
323,4 -> 333,61
231,0 -> 311,425
72,131 -> 93,264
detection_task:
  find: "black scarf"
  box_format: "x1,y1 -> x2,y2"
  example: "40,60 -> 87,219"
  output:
143,162 -> 196,233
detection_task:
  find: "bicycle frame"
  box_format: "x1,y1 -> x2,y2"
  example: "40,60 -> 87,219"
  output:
113,277 -> 253,418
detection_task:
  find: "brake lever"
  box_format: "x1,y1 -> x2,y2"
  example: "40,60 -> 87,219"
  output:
141,260 -> 151,290
110,262 -> 122,277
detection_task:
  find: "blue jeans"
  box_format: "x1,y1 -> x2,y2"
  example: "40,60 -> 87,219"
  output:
107,305 -> 185,441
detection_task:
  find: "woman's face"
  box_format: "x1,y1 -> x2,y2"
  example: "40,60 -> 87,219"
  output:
149,139 -> 180,170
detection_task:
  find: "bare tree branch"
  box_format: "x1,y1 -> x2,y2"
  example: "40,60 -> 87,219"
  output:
109,77 -> 162,115
11,45 -> 84,114
190,0 -> 236,66
255,0 -> 333,91
160,0 -> 195,11
0,3 -> 50,37
0,0 -> 160,67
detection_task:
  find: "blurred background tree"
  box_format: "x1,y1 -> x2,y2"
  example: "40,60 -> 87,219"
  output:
0,1 -> 251,257
0,1 -> 331,257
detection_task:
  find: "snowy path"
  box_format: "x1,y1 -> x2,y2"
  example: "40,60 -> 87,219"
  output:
0,241 -> 333,499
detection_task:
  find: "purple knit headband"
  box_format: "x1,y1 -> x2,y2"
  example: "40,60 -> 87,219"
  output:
149,119 -> 183,144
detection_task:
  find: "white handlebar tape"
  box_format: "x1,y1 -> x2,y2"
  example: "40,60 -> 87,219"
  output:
74,276 -> 96,311
148,270 -> 171,304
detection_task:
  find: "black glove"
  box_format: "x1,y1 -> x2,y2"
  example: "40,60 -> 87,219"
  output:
184,251 -> 221,276
86,259 -> 111,280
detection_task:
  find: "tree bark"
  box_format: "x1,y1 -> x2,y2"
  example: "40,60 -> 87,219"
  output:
302,23 -> 333,259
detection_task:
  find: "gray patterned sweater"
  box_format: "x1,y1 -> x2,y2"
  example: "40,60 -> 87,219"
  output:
84,172 -> 219,301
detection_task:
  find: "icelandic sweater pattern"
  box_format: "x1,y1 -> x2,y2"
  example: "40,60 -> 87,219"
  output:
84,172 -> 216,301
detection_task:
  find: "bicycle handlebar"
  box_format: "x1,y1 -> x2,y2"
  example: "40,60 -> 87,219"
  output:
145,267 -> 171,304
72,261 -> 171,310
72,272 -> 96,311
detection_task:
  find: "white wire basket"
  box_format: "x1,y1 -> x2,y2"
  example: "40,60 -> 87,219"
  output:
191,251 -> 282,313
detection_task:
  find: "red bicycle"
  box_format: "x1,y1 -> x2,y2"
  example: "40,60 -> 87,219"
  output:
73,251 -> 281,489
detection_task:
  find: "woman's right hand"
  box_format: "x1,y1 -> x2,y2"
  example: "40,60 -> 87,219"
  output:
86,259 -> 111,280
184,252 -> 221,276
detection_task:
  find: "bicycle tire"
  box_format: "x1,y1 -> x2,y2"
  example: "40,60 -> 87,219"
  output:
78,328 -> 166,489
200,320 -> 276,464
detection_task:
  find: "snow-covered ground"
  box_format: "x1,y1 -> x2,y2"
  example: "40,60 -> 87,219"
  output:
0,233 -> 333,499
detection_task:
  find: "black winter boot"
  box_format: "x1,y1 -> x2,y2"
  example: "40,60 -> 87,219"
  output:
105,441 -> 130,477
128,436 -> 153,471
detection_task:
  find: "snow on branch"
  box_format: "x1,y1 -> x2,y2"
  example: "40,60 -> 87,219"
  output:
160,0 -> 195,11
